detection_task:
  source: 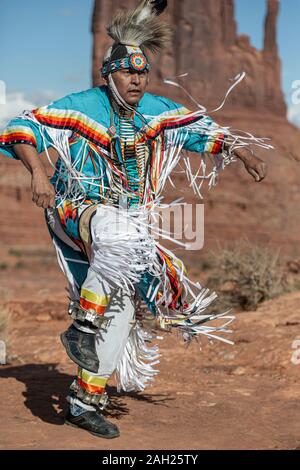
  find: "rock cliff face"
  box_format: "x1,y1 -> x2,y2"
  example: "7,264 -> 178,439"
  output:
1,1 -> 300,261
92,0 -> 286,115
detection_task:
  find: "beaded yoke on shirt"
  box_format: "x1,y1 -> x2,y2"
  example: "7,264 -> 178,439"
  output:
108,103 -> 147,209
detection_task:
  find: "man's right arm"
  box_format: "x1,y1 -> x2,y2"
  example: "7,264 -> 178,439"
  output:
13,144 -> 56,209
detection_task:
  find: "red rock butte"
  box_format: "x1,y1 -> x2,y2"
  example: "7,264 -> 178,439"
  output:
1,0 -> 300,259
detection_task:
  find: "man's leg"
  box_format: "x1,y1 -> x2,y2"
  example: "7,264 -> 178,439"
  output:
65,287 -> 136,438
61,267 -> 118,373
47,205 -> 138,437
61,202 -> 141,374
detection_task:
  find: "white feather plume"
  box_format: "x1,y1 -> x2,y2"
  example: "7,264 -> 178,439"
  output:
107,0 -> 172,53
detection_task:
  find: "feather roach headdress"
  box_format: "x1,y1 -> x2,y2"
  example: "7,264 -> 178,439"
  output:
107,0 -> 171,54
101,1 -> 171,111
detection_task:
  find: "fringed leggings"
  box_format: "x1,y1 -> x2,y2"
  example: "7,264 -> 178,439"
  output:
45,203 -> 138,408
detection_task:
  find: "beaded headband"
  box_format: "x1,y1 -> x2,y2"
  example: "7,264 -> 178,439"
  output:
101,52 -> 150,78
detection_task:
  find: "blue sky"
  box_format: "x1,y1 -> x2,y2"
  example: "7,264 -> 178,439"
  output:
235,0 -> 300,113
0,0 -> 299,126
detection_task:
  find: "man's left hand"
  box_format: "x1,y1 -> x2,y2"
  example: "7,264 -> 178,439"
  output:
233,148 -> 267,182
242,154 -> 267,182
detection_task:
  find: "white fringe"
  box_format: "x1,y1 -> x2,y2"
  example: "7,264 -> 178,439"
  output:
160,71 -> 274,198
90,204 -> 158,293
115,323 -> 160,392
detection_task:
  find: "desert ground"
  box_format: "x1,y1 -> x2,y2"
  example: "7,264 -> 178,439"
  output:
0,238 -> 299,450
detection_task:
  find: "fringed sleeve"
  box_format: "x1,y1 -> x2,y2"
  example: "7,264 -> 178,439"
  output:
140,94 -> 228,155
0,117 -> 45,159
0,93 -> 75,160
139,93 -> 272,197
182,114 -> 227,155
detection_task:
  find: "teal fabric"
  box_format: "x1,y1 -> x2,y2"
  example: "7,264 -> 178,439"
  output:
124,156 -> 140,207
0,85 -> 216,165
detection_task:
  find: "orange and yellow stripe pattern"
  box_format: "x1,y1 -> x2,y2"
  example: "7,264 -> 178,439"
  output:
136,107 -> 202,143
77,368 -> 108,394
0,125 -> 37,147
204,134 -> 225,154
32,107 -> 111,150
136,107 -> 225,155
79,288 -> 110,315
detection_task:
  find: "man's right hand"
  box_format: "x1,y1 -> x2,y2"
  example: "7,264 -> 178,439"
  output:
12,144 -> 56,209
31,172 -> 56,209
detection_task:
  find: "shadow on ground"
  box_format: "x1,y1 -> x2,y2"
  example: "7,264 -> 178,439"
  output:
0,364 -> 173,424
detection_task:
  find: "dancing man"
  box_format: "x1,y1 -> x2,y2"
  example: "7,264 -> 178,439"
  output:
0,0 -> 268,439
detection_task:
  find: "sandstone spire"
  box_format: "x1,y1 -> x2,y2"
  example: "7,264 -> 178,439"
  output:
264,0 -> 280,56
220,0 -> 237,47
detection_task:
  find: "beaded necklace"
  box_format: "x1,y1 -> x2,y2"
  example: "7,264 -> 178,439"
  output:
109,102 -> 147,207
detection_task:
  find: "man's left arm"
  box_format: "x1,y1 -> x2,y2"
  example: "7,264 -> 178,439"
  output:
150,96 -> 268,183
181,114 -> 267,183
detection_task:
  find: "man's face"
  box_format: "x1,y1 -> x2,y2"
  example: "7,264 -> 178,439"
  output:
110,69 -> 149,106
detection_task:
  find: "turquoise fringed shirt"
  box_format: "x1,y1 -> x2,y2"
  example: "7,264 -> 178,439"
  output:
0,85 -> 227,207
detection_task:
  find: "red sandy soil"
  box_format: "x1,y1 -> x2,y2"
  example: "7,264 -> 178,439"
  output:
0,254 -> 300,450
